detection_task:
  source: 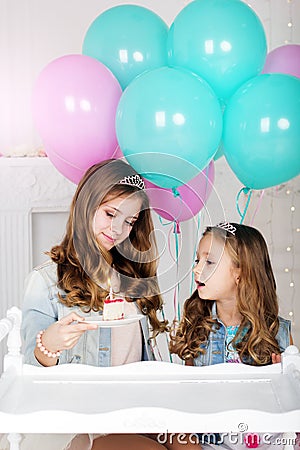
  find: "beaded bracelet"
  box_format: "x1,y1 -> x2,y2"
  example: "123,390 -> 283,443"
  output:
36,330 -> 61,358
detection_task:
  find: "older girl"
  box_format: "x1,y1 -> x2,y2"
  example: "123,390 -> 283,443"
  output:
18,158 -> 171,450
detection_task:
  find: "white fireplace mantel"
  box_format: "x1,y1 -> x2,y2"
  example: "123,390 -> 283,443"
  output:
0,157 -> 76,211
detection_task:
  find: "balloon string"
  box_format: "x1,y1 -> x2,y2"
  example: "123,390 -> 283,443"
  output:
159,215 -> 174,228
249,190 -> 265,225
167,221 -> 181,262
189,164 -> 209,293
172,188 -> 184,223
157,187 -> 185,226
236,187 -> 253,224
173,221 -> 181,323
165,221 -> 181,319
158,214 -> 182,362
157,189 -> 184,227
172,187 -> 180,197
166,221 -> 181,326
161,307 -> 173,363
154,216 -> 178,362
194,163 -> 210,291
190,212 -> 201,295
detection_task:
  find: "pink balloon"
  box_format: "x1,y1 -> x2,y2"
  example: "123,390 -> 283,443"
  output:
47,146 -> 124,184
145,161 -> 214,222
32,54 -> 122,169
262,44 -> 300,78
47,150 -> 85,184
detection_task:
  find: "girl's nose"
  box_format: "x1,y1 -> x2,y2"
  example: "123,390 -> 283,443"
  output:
193,260 -> 203,275
111,217 -> 123,235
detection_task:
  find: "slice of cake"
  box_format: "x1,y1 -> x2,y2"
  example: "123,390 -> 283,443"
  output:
103,298 -> 125,321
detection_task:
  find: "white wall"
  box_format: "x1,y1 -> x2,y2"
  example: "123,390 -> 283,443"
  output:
0,0 -> 299,360
1,0 -> 299,153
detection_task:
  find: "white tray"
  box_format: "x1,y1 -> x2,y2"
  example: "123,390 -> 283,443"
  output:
0,359 -> 299,434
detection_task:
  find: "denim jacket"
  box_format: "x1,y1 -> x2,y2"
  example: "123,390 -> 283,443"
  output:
193,302 -> 291,366
22,260 -> 155,367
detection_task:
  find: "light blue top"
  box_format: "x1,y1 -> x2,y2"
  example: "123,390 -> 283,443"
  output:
22,260 -> 155,367
193,302 -> 291,366
225,325 -> 241,363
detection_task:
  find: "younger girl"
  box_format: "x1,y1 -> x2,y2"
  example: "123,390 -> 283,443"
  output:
169,222 -> 292,450
18,158 -> 171,450
170,222 -> 291,366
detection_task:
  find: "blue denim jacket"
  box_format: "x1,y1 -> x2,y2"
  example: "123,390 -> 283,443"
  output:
193,302 -> 291,366
22,260 -> 155,366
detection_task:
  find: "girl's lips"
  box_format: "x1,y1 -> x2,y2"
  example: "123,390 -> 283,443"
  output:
196,281 -> 206,289
102,233 -> 114,243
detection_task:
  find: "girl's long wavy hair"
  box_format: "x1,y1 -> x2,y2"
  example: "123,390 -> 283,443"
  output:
48,158 -> 168,338
170,223 -> 281,365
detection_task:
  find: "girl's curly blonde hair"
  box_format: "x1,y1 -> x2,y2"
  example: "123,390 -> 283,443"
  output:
170,223 -> 281,365
48,159 -> 168,338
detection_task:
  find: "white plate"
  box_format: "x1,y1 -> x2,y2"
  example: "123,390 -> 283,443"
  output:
79,314 -> 144,328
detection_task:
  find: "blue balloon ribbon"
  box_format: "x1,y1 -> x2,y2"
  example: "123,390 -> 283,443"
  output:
172,187 -> 180,197
157,188 -> 184,225
236,187 -> 253,224
190,212 -> 202,295
157,216 -> 182,363
161,307 -> 173,363
173,221 -> 181,323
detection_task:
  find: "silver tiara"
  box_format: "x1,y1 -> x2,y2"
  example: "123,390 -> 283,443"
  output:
119,174 -> 145,190
216,222 -> 236,235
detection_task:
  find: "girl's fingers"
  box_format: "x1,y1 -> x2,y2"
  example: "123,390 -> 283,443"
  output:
271,353 -> 281,364
58,324 -> 97,348
59,314 -> 98,331
42,318 -> 97,351
58,312 -> 85,325
72,322 -> 98,332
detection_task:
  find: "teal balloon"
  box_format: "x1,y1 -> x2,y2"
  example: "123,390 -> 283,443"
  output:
168,0 -> 267,102
223,74 -> 300,189
82,5 -> 168,90
116,67 -> 222,188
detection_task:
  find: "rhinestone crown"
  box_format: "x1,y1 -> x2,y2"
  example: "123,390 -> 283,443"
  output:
119,174 -> 145,190
216,222 -> 236,235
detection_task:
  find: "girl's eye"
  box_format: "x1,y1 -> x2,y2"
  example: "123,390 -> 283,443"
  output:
206,260 -> 214,265
125,220 -> 136,227
106,211 -> 115,218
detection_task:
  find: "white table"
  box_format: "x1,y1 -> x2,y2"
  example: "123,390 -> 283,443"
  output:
1,307 -> 299,448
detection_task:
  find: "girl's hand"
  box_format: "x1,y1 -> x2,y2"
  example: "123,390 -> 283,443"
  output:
43,312 -> 98,351
34,312 -> 97,366
271,353 -> 281,364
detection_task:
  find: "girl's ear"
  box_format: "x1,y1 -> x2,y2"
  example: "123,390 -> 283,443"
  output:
233,267 -> 241,285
